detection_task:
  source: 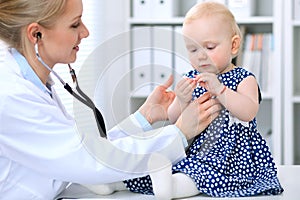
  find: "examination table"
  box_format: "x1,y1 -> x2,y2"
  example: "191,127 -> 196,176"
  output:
56,165 -> 299,200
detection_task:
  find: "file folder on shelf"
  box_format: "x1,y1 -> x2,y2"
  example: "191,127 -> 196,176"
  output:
227,0 -> 255,18
294,0 -> 300,20
153,26 -> 173,87
133,0 -> 180,19
131,27 -> 152,97
174,26 -> 192,85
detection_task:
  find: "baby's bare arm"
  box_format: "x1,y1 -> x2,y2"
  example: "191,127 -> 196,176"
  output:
197,73 -> 259,122
217,76 -> 259,121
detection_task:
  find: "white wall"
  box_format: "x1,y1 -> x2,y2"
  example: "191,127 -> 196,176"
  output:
86,0 -> 131,129
0,0 -> 129,131
0,1 -> 130,134
54,0 -> 130,129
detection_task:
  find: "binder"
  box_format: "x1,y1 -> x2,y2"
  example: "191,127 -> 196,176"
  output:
173,26 -> 192,86
294,0 -> 300,20
152,0 -> 179,19
133,0 -> 179,19
152,26 -> 173,87
131,27 -> 153,97
199,0 -> 226,4
242,33 -> 273,94
133,0 -> 152,19
227,0 -> 255,18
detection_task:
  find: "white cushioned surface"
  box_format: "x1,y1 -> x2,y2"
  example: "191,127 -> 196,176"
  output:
57,165 -> 299,200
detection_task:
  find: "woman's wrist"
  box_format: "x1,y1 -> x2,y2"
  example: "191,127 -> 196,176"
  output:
138,105 -> 154,125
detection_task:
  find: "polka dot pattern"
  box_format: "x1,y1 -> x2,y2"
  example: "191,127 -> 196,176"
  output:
124,67 -> 283,197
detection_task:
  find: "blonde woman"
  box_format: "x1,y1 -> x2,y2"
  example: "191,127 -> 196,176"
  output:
0,0 -> 222,199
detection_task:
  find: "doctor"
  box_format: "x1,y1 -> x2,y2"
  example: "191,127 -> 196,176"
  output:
0,0 -> 221,199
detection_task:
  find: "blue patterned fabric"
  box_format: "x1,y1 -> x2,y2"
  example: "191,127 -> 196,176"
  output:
124,67 -> 283,197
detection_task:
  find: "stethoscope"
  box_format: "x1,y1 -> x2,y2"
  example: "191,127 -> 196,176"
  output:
34,32 -> 106,138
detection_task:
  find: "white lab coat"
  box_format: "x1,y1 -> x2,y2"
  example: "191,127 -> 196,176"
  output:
0,49 -> 187,200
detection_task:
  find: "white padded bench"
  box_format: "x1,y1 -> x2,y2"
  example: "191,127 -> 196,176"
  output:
57,165 -> 299,200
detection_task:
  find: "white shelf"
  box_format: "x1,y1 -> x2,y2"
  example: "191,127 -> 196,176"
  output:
293,21 -> 300,26
128,17 -> 184,25
293,97 -> 300,103
261,92 -> 273,100
128,16 -> 274,25
236,16 -> 274,24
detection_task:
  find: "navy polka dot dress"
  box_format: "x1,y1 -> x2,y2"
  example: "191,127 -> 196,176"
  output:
124,67 -> 284,197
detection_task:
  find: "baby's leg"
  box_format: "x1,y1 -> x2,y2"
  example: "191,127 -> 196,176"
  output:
171,173 -> 200,198
82,181 -> 126,195
148,153 -> 173,200
148,153 -> 200,200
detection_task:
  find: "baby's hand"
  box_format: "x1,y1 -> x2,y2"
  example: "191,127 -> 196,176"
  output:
195,72 -> 224,96
175,76 -> 197,103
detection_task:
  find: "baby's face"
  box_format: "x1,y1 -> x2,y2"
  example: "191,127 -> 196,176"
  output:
182,16 -> 234,74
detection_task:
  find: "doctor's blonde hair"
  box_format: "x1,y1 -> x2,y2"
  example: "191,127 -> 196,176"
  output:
0,0 -> 67,54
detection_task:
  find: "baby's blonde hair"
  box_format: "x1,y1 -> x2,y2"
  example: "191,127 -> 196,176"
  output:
184,1 -> 243,55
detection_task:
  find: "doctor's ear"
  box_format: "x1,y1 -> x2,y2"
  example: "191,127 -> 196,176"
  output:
27,23 -> 42,44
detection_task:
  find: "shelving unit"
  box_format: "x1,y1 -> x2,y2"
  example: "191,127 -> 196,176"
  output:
284,1 -> 300,164
128,0 -> 283,164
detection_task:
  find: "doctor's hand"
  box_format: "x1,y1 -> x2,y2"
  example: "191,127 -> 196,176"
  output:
175,92 -> 222,140
138,75 -> 175,124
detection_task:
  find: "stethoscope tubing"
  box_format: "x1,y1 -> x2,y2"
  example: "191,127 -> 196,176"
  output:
68,66 -> 106,137
34,43 -> 106,137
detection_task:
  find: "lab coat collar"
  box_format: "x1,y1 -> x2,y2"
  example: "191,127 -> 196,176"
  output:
3,48 -> 72,119
10,48 -> 53,97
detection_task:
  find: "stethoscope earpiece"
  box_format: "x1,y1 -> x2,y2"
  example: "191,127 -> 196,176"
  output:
36,32 -> 42,40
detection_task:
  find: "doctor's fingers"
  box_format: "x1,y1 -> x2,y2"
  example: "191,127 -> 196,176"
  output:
161,75 -> 174,89
197,96 -> 221,111
175,105 -> 205,140
176,101 -> 218,140
194,97 -> 222,118
201,102 -> 222,124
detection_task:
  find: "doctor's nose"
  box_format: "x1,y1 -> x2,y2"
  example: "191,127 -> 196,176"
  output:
80,23 -> 90,39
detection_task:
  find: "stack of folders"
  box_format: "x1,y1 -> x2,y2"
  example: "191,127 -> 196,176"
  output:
227,0 -> 256,18
238,33 -> 274,95
133,0 -> 179,19
199,0 -> 255,18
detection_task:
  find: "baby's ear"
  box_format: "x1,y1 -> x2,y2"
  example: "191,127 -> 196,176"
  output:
231,35 -> 241,56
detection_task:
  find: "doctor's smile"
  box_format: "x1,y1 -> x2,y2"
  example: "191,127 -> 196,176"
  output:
73,45 -> 80,51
